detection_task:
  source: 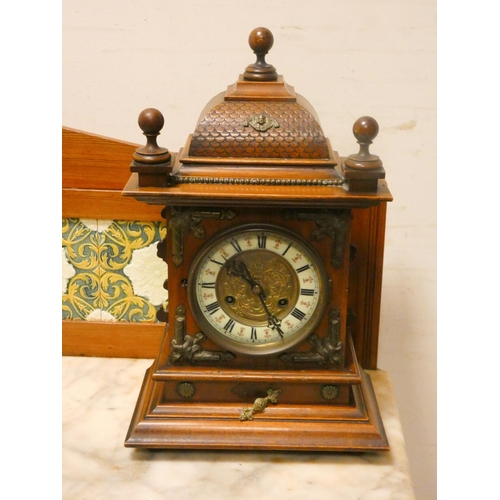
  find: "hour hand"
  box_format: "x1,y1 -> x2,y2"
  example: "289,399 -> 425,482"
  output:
226,260 -> 266,298
226,260 -> 252,282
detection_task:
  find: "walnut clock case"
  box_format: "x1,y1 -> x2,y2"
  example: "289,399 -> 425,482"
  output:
123,28 -> 392,451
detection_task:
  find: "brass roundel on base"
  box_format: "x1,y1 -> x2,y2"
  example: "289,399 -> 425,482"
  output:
176,382 -> 195,398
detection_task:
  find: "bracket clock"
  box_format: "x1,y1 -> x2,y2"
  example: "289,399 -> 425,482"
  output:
123,28 -> 392,451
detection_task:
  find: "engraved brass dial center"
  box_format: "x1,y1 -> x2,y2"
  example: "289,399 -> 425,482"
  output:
216,249 -> 299,326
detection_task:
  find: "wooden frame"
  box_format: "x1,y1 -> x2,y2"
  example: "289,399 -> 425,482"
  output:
62,320 -> 164,358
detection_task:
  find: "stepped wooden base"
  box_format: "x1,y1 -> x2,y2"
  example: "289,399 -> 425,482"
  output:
125,337 -> 389,452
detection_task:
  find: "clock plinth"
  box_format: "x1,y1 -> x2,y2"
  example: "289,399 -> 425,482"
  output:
125,336 -> 387,451
123,28 -> 392,452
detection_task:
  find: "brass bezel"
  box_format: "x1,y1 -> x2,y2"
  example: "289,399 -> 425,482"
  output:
187,223 -> 329,356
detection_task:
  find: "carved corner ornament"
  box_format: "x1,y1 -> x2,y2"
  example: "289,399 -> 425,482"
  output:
168,207 -> 236,266
280,308 -> 342,365
311,211 -> 350,269
283,209 -> 350,268
170,305 -> 234,363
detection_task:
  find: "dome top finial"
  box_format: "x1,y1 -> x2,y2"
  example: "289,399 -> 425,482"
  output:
243,27 -> 278,82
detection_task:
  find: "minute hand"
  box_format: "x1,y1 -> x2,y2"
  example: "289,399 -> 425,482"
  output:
256,293 -> 284,337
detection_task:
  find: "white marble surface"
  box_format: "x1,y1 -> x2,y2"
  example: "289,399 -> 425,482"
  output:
62,357 -> 415,499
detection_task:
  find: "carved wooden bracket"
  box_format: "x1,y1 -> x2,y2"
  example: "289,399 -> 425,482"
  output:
280,308 -> 342,365
284,209 -> 350,268
170,305 -> 235,363
167,207 -> 236,266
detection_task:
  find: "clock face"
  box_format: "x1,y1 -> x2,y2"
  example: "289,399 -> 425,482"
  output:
188,224 -> 328,355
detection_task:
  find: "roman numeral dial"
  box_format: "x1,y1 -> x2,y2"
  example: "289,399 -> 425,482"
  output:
188,225 -> 328,356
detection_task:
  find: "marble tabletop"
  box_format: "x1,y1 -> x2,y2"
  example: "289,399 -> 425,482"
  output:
62,356 -> 415,499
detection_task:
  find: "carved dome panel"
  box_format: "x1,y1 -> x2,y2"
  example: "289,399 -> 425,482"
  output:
188,99 -> 330,160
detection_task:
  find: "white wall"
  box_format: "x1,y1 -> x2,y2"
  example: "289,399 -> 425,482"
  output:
63,1 -> 436,497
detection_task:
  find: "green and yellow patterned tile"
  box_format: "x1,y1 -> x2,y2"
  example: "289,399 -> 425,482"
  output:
62,218 -> 167,322
62,218 -> 99,320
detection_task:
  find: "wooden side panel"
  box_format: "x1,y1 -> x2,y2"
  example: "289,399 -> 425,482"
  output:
349,203 -> 387,369
62,127 -> 139,190
62,127 -> 163,220
62,321 -> 164,358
